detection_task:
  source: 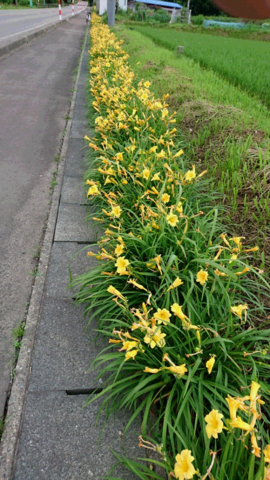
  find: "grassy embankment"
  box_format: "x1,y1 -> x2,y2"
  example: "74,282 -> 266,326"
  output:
114,25 -> 270,268
130,26 -> 270,106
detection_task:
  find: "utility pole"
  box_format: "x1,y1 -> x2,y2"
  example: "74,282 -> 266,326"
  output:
107,0 -> 115,26
187,0 -> 191,24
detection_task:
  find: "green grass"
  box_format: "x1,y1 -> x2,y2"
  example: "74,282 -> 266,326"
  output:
113,25 -> 270,266
130,25 -> 270,107
0,3 -> 35,8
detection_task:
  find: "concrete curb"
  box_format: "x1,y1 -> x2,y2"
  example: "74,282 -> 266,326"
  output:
0,11 -> 84,59
0,24 -> 89,480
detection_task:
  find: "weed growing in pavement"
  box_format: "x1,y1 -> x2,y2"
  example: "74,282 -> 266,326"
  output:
71,15 -> 270,480
28,267 -> 43,278
12,322 -> 25,364
32,245 -> 41,260
50,170 -> 58,194
0,417 -> 5,440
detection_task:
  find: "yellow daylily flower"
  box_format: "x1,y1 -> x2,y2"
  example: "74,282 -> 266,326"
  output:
87,184 -> 100,196
214,269 -> 227,277
220,233 -> 231,247
250,381 -> 261,414
235,267 -> 250,276
251,433 -> 261,458
205,409 -> 224,439
174,149 -> 184,158
143,168 -> 150,180
264,467 -> 270,480
110,205 -> 122,218
206,357 -> 215,374
115,244 -> 124,257
121,341 -> 138,351
144,328 -> 166,349
153,308 -> 171,325
230,236 -> 245,246
115,152 -> 124,161
230,416 -> 253,432
167,277 -> 184,291
115,257 -> 130,275
231,304 -> 248,320
166,213 -> 178,227
196,269 -> 208,286
184,166 -> 196,182
151,172 -> 161,181
167,364 -> 187,376
107,285 -> 125,300
156,150 -> 166,159
176,201 -> 183,214
127,279 -> 148,291
161,193 -> 170,204
264,445 -> 270,463
243,246 -> 259,253
171,303 -> 187,321
125,350 -> 138,361
174,450 -> 196,480
226,395 -> 248,420
144,367 -> 161,373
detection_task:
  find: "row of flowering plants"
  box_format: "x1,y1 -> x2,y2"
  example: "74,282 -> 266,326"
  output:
72,14 -> 270,480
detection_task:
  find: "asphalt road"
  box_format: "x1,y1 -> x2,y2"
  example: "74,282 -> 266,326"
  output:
0,16 -> 87,417
0,7 -> 82,41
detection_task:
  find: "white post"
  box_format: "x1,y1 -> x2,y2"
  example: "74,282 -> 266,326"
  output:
72,0 -> 74,15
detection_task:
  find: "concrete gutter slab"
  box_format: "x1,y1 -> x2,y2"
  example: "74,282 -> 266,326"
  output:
54,203 -> 98,242
74,84 -> 88,106
28,298 -> 104,392
13,392 -> 140,480
44,241 -> 98,299
61,176 -> 86,204
72,102 -> 88,123
70,119 -> 90,139
64,137 -> 88,178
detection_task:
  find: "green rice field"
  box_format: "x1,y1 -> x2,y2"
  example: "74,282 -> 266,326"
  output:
132,26 -> 270,107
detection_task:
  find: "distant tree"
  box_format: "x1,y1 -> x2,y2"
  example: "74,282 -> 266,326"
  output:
179,0 -> 223,15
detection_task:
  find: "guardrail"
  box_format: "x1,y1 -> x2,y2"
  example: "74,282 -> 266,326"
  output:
36,3 -> 71,7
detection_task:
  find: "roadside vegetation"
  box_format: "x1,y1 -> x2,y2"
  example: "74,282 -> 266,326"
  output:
0,2 -> 33,7
114,25 -> 270,269
114,8 -> 270,42
127,26 -> 270,107
72,14 -> 270,480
